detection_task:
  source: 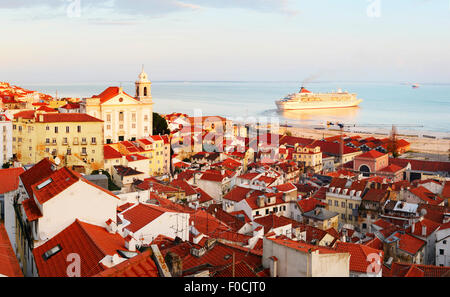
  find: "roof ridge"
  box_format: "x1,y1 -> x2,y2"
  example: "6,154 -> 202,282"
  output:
73,219 -> 110,259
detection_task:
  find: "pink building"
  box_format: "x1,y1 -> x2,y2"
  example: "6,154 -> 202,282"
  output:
354,150 -> 389,176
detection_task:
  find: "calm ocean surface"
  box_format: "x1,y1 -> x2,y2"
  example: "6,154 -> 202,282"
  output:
23,81 -> 450,136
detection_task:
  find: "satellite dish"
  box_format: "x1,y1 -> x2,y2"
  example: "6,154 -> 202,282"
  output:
54,157 -> 61,166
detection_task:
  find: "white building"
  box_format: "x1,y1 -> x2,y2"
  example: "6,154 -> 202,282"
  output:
15,160 -> 120,276
117,203 -> 189,246
262,236 -> 350,277
0,114 -> 13,165
435,222 -> 450,267
82,69 -> 154,143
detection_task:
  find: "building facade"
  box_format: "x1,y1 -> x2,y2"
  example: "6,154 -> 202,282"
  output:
12,112 -> 104,173
82,69 -> 154,144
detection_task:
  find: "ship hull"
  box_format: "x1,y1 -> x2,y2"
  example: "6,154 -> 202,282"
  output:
276,99 -> 362,111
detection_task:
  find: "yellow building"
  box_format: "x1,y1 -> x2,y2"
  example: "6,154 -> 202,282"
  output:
325,179 -> 368,227
82,69 -> 154,144
12,111 -> 104,173
292,143 -> 323,173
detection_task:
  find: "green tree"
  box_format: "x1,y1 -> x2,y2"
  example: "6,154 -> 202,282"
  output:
153,113 -> 170,135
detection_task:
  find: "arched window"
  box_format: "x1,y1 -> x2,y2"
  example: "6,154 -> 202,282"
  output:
136,87 -> 139,97
359,165 -> 371,177
144,87 -> 147,97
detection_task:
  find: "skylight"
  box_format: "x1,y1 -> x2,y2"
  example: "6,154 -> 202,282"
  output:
42,244 -> 62,261
37,178 -> 53,190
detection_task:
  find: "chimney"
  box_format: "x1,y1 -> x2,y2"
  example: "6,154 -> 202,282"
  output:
411,223 -> 415,233
105,219 -> 117,234
124,235 -> 136,252
257,195 -> 265,208
165,252 -> 183,277
422,225 -> 427,237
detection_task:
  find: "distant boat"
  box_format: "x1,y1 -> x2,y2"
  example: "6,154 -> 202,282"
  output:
412,83 -> 420,88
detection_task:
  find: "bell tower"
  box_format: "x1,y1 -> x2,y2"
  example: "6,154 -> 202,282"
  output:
135,66 -> 152,103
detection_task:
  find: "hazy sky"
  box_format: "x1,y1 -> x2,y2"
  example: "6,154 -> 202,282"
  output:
1,0 -> 450,84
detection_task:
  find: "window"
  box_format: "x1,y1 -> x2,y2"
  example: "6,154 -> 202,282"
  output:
63,137 -> 68,144
443,240 -> 447,245
52,138 -> 57,144
107,114 -> 111,122
348,215 -> 353,221
132,113 -> 136,122
132,123 -> 136,129
66,126 -> 70,133
107,125 -> 111,130
255,211 -> 259,216
42,244 -> 62,261
81,147 -> 87,155
91,137 -> 96,144
54,126 -> 58,133
67,148 -> 71,155
362,223 -> 367,229
341,214 -> 346,220
81,137 -> 87,144
45,138 -> 50,144
341,202 -> 346,208
119,112 -> 124,121
440,249 -> 444,255
334,201 -> 338,207
266,209 -> 269,215
77,126 -> 81,133
349,203 -> 353,209
328,200 -> 332,206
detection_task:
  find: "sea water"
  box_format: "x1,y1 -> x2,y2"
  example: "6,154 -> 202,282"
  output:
23,81 -> 450,136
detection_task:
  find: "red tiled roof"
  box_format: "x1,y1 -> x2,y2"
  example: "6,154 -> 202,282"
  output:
357,150 -> 386,159
121,203 -> 177,233
409,186 -> 444,205
245,193 -> 286,210
22,198 -> 43,221
33,219 -> 127,277
93,249 -> 159,277
196,188 -> 214,204
298,198 -> 327,213
334,242 -> 383,274
200,172 -> 225,182
19,158 -> 55,198
254,214 -> 301,234
60,102 -> 80,110
362,188 -> 388,202
170,179 -> 198,196
385,262 -> 450,277
39,113 -> 103,123
13,110 -> 36,119
237,172 -> 260,180
406,218 -> 441,238
104,145 -> 122,159
92,87 -> 137,104
378,164 -> 404,173
389,158 -> 450,174
273,182 -> 297,193
223,187 -> 256,203
394,232 -> 426,255
31,167 -> 80,204
0,223 -> 23,277
268,236 -> 342,255
0,167 -> 25,194
213,260 -> 260,277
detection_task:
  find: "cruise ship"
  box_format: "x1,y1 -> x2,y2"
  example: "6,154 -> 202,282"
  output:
275,87 -> 362,111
